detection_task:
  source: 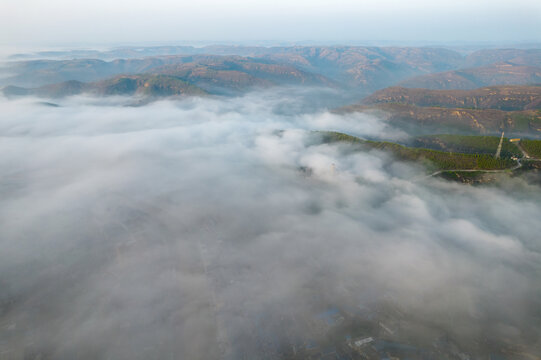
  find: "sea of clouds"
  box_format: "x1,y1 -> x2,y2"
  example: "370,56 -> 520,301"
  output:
0,90 -> 540,359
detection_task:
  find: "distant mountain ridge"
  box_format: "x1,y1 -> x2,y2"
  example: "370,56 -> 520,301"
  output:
2,47 -> 540,99
1,57 -> 336,98
149,56 -> 335,94
398,63 -> 541,90
2,75 -> 207,98
0,46 -> 466,92
462,49 -> 541,68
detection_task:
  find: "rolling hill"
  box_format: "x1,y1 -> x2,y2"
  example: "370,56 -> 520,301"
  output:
316,131 -> 516,171
2,75 -> 207,98
340,85 -> 541,136
258,46 -> 464,90
339,103 -> 541,135
0,46 -> 465,92
463,48 -> 541,68
410,134 -> 522,158
150,56 -> 335,94
3,47 -> 540,100
1,56 -> 211,88
398,63 -> 541,90
361,85 -> 541,110
1,55 -> 335,96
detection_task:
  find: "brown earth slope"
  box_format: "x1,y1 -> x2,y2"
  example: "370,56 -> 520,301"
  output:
463,49 -> 541,68
339,103 -> 541,135
1,56 -> 336,97
1,47 -> 464,92
398,63 -> 541,90
260,46 -> 463,90
361,85 -> 541,111
151,56 -> 335,93
2,75 -> 208,98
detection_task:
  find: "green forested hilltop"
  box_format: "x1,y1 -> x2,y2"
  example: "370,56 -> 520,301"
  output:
317,131 -> 516,171
365,141 -> 515,171
337,103 -> 541,136
411,134 -> 522,158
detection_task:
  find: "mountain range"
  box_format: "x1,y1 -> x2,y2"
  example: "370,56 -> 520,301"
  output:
2,46 -> 540,103
0,46 -> 505,91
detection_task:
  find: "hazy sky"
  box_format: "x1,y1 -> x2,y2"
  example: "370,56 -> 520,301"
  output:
1,0 -> 541,46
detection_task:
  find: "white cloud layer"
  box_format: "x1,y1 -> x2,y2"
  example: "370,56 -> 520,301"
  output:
0,90 -> 540,358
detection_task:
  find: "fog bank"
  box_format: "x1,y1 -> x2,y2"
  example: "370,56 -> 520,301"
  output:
0,90 -> 540,359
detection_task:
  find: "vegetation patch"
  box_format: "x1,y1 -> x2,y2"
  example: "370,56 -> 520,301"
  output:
317,131 -> 516,171
411,134 -> 522,158
438,171 -> 491,184
521,139 -> 541,158
365,141 -> 514,171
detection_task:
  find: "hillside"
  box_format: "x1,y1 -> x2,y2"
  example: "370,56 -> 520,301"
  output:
410,134 -> 522,158
398,63 -> 541,90
5,47 -> 540,95
0,55 -> 280,88
95,75 -> 208,96
5,47 -> 541,94
0,46 -> 464,92
2,75 -> 207,98
150,56 -> 334,94
1,57 -> 189,88
316,131 -> 516,171
521,139 -> 541,158
339,103 -> 541,135
1,56 -> 336,97
463,49 -> 541,68
1,60 -> 333,99
259,46 -> 463,90
361,85 -> 541,111
3,46 -> 541,101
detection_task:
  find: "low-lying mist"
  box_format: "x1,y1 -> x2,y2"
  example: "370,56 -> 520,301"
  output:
1,89 -> 540,359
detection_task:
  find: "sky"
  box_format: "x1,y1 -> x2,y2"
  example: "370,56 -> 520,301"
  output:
1,0 -> 541,46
